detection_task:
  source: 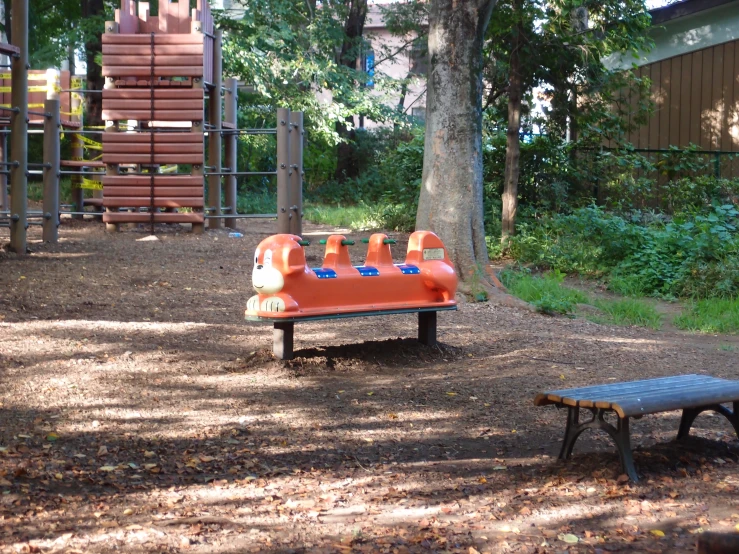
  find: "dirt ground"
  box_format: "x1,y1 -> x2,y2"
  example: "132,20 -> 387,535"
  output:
1,217 -> 739,554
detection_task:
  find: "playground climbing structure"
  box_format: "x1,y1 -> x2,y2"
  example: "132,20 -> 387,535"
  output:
101,0 -> 214,231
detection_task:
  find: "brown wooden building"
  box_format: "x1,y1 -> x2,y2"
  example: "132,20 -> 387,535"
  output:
608,0 -> 739,172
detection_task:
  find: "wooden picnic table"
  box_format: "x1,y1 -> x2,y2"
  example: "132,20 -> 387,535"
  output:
534,374 -> 739,481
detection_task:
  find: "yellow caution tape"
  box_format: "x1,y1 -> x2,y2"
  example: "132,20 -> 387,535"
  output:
0,103 -> 40,108
78,135 -> 103,149
0,86 -> 49,92
80,177 -> 103,190
0,73 -> 47,81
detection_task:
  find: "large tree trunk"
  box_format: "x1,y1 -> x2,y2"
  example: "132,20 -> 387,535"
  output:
82,0 -> 104,128
501,3 -> 523,239
416,0 -> 496,293
334,0 -> 368,182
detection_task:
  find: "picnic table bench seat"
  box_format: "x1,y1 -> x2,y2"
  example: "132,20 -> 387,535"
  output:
535,374 -> 739,482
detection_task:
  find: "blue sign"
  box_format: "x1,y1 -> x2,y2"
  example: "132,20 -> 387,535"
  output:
365,51 -> 375,87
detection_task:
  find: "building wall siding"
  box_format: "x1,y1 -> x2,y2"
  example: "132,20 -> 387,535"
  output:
626,38 -> 739,153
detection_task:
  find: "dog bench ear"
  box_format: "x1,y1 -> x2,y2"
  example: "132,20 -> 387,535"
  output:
284,240 -> 308,274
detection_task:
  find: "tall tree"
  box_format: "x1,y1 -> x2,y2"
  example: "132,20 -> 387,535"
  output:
489,0 -> 652,237
334,0 -> 368,182
500,0 -> 524,238
415,0 -> 499,297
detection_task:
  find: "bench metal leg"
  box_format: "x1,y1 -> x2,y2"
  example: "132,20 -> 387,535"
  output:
273,322 -> 294,360
677,402 -> 739,441
418,311 -> 437,346
559,407 -> 639,482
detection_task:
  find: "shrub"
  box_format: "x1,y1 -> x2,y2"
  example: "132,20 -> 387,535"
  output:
507,204 -> 739,299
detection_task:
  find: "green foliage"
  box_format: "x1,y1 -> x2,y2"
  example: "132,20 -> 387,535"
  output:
306,127 -> 424,231
236,188 -> 277,217
218,0 -> 407,188
674,298 -> 739,334
508,203 -> 739,300
303,203 -> 381,230
499,268 -> 588,315
590,298 -> 662,329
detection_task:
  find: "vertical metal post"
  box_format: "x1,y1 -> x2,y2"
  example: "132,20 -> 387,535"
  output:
207,29 -> 223,230
70,96 -> 84,220
276,107 -> 290,234
0,133 -> 7,211
103,22 -> 120,233
42,69 -> 60,242
418,311 -> 437,346
273,321 -> 294,360
190,19 -> 204,235
289,111 -> 303,237
224,77 -> 238,229
43,94 -> 60,242
9,0 -> 28,253
715,152 -> 721,179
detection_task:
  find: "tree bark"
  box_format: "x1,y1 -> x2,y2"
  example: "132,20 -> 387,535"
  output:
334,0 -> 368,182
82,0 -> 104,128
501,1 -> 523,239
416,0 -> 496,291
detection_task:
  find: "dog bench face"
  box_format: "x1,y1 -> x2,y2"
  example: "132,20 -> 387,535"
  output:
245,231 -> 458,319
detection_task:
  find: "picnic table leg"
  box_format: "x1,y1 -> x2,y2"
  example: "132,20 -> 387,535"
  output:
558,407 -> 639,482
273,322 -> 294,360
418,311 -> 437,346
677,402 -> 739,441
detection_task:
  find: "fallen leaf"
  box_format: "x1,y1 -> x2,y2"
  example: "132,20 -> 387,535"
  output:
99,465 -> 117,472
469,548 -> 481,554
46,432 -> 59,442
558,533 -> 579,544
366,392 -> 374,396
123,509 -> 133,516
97,445 -> 108,456
650,530 -> 665,537
446,392 -> 458,396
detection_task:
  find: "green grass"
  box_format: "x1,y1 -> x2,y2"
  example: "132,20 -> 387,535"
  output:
500,270 -> 588,315
236,189 -> 278,216
501,268 -> 663,328
28,179 -> 75,203
303,203 -> 381,230
674,298 -> 739,333
590,298 -> 663,330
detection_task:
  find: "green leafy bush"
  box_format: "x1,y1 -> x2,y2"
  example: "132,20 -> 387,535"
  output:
508,204 -> 739,299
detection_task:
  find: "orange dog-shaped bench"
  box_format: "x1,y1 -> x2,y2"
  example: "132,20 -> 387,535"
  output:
245,231 -> 457,359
